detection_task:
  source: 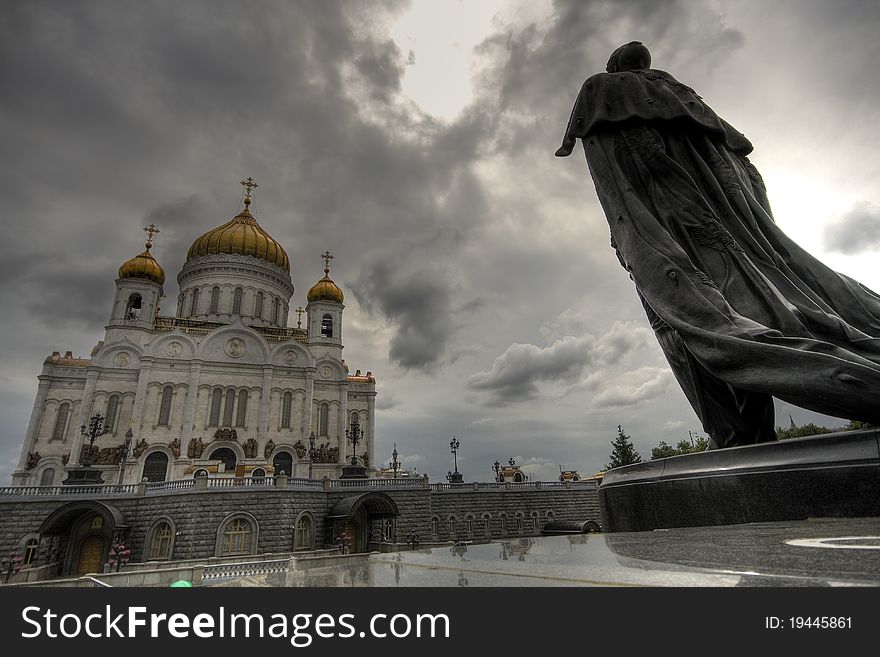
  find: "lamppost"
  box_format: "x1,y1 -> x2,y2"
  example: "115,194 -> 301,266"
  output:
492,460 -> 501,482
447,436 -> 463,484
115,425 -> 133,489
308,431 -> 317,479
341,418 -> 367,478
391,443 -> 400,478
64,413 -> 106,485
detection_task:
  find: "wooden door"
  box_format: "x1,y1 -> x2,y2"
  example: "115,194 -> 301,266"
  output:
77,535 -> 105,574
343,521 -> 359,553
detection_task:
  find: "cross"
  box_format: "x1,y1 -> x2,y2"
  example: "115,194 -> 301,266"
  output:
143,223 -> 160,249
240,176 -> 258,204
321,250 -> 334,274
295,306 -> 305,328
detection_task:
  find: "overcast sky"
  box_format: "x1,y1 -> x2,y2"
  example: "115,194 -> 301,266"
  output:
1,0 -> 878,485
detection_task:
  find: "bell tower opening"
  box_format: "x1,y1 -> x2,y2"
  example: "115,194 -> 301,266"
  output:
321,314 -> 334,338
126,294 -> 142,320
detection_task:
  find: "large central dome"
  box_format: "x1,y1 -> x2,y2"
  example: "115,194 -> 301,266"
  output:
186,196 -> 289,272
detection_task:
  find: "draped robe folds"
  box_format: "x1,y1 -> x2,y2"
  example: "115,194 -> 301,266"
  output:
557,68 -> 880,447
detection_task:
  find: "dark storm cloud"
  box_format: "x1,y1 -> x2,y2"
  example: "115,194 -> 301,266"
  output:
823,201 -> 880,254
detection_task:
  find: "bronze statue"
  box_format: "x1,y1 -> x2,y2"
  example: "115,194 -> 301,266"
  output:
558,42 -> 880,448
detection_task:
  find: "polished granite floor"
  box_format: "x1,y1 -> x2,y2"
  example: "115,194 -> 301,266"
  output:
215,517 -> 880,587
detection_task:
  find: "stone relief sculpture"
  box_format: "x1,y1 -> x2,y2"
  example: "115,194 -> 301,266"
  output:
26,452 -> 41,470
213,428 -> 238,442
187,437 -> 205,459
557,42 -> 880,448
312,443 -> 339,463
293,440 -> 307,459
264,439 -> 275,459
243,438 -> 258,458
168,438 -> 181,458
132,439 -> 148,459
78,444 -> 127,465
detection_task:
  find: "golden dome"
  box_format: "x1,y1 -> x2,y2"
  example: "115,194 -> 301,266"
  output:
119,225 -> 165,285
185,196 -> 290,272
307,250 -> 344,303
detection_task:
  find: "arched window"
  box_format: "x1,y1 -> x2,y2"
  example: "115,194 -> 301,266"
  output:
218,516 -> 255,556
147,521 -> 173,560
209,389 -> 222,426
251,468 -> 266,478
209,286 -> 220,314
546,510 -> 555,521
382,519 -> 394,542
513,471 -> 525,483
281,392 -> 292,429
530,512 -> 539,529
254,292 -> 264,318
193,469 -> 209,478
271,297 -> 278,325
447,516 -> 456,537
23,538 -> 39,566
190,288 -> 200,316
273,451 -> 292,477
39,468 -> 55,486
52,403 -> 70,442
210,448 -> 237,473
126,293 -> 142,320
142,452 -> 169,482
431,516 -> 439,538
321,314 -> 333,338
235,390 -> 248,427
232,287 -> 243,314
350,411 -> 360,428
516,513 -> 525,532
223,389 -> 235,426
157,385 -> 173,426
500,514 -> 508,533
295,514 -> 314,550
176,296 -> 184,317
105,395 -> 120,433
465,515 -> 475,535
318,402 -> 329,436
483,514 -> 492,535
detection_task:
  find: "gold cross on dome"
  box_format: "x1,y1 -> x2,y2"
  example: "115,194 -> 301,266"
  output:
321,250 -> 334,274
143,223 -> 160,249
295,306 -> 305,328
240,176 -> 258,204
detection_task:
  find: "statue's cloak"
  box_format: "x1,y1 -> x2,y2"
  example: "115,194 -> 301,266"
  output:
558,69 -> 880,443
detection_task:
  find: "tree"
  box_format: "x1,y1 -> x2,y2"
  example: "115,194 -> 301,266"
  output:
650,432 -> 709,459
775,422 -> 833,440
606,425 -> 642,469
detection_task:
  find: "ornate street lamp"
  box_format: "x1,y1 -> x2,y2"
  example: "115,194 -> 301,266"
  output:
493,460 -> 501,482
64,413 -> 106,485
391,443 -> 400,478
115,425 -> 133,488
447,436 -> 463,484
340,418 -> 367,479
80,413 -> 105,467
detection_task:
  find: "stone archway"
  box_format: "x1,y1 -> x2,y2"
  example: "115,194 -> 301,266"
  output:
326,492 -> 399,553
39,501 -> 127,576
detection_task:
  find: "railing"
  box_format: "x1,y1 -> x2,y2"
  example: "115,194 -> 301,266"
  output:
207,477 -> 276,488
328,478 -> 424,489
153,316 -> 308,343
429,480 -> 598,492
145,479 -> 195,492
0,483 -> 139,497
202,558 -> 291,582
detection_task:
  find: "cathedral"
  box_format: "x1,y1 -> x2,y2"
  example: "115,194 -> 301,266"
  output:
12,178 -> 376,487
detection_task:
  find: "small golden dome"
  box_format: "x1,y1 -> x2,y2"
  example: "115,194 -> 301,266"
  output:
307,250 -> 344,303
119,224 -> 165,285
185,195 -> 290,272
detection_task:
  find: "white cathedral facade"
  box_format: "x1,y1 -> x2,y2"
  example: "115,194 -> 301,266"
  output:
12,179 -> 376,486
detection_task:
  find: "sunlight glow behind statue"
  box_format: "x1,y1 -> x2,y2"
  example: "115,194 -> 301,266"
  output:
557,42 -> 880,448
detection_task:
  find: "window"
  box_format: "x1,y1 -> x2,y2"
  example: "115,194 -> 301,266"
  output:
193,469 -> 208,478
190,288 -> 200,316
223,388 -> 235,426
177,296 -> 184,317
530,512 -> 538,530
251,468 -> 266,478
105,394 -> 120,433
209,389 -> 222,426
158,386 -> 173,426
465,515 -> 475,535
39,468 -> 55,487
210,448 -> 237,473
318,402 -> 329,436
232,287 -> 243,314
546,511 -> 555,521
148,521 -> 173,560
431,516 -> 439,538
23,539 -> 39,566
126,293 -> 142,320
220,517 -> 254,556
483,515 -> 491,535
447,516 -> 456,537
295,514 -> 314,550
500,514 -> 508,533
513,471 -> 525,483
235,390 -> 248,427
271,297 -> 278,325
321,314 -> 333,338
209,286 -> 220,314
142,451 -> 169,482
52,403 -> 70,442
273,451 -> 292,477
281,392 -> 292,429
255,292 -> 264,318
382,519 -> 394,542
516,514 -> 524,532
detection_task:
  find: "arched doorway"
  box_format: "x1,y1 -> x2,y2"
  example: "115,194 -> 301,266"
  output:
142,452 -> 169,482
38,501 -> 125,576
210,448 -> 237,473
326,492 -> 400,553
76,535 -> 105,574
272,451 -> 293,476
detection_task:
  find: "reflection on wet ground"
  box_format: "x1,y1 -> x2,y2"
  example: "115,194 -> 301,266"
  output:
210,517 -> 880,587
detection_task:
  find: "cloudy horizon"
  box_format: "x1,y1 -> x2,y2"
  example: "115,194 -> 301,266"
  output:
1,0 -> 878,484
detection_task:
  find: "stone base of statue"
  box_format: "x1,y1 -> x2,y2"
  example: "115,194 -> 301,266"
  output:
447,471 -> 464,484
339,462 -> 368,479
599,429 -> 880,532
62,465 -> 105,486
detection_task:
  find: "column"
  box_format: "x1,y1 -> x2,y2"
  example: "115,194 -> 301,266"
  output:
15,375 -> 51,474
180,360 -> 203,447
130,359 -> 154,445
302,371 -> 314,439
68,367 -> 100,466
337,382 -> 349,465
259,366 -> 273,436
367,390 -> 376,470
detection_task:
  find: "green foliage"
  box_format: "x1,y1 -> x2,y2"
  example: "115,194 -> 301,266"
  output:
839,420 -> 876,431
775,423 -> 833,440
606,425 -> 642,469
650,432 -> 709,459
